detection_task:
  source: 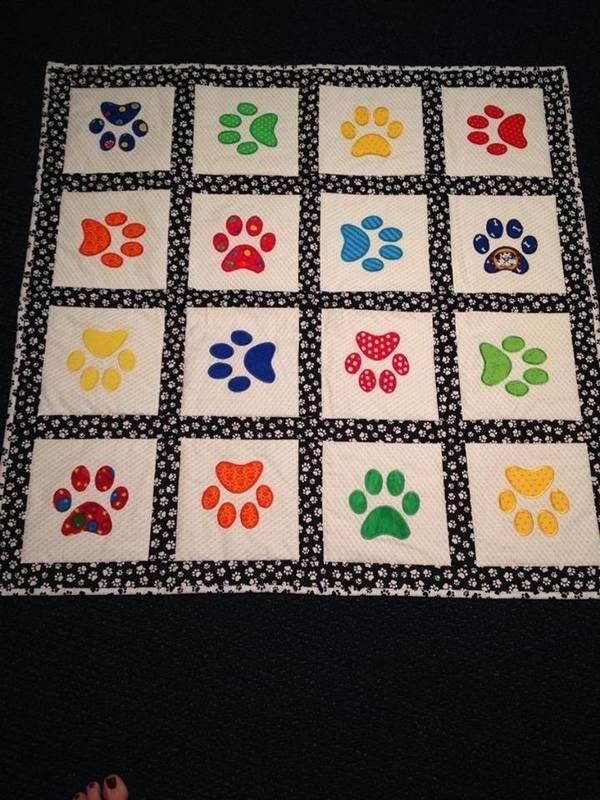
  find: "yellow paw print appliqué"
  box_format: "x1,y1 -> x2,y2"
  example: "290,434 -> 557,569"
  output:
67,328 -> 136,391
340,106 -> 404,157
498,465 -> 570,537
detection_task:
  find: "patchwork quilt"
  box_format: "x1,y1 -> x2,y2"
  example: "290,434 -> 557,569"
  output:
1,63 -> 599,598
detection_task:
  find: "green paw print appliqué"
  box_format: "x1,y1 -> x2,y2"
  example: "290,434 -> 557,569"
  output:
480,335 -> 549,397
218,103 -> 279,155
349,469 -> 421,540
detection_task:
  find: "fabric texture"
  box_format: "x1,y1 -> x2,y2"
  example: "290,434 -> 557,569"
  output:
0,63 -> 598,599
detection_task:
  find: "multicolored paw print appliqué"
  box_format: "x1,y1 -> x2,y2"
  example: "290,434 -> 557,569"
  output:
208,329 -> 276,393
467,104 -> 527,155
340,215 -> 403,272
480,335 -> 548,397
52,465 -> 129,536
498,465 -> 570,537
345,331 -> 410,393
213,214 -> 276,274
218,103 -> 279,155
67,328 -> 136,392
89,101 -> 149,152
79,211 -> 146,269
473,218 -> 538,275
201,460 -> 274,530
349,468 -> 421,540
340,106 -> 404,157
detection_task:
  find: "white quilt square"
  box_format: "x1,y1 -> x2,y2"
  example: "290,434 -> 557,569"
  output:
193,86 -> 299,176
21,438 -> 157,563
442,87 -> 552,177
189,193 -> 300,292
455,312 -> 581,421
322,441 -> 450,565
182,307 -> 299,418
466,442 -> 600,567
53,190 -> 171,291
320,193 -> 430,293
319,86 -> 425,176
321,309 -> 438,421
63,87 -> 175,174
175,437 -> 299,561
449,194 -> 565,295
38,307 -> 165,416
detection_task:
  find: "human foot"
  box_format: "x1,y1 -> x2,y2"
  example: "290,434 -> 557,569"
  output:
72,774 -> 128,800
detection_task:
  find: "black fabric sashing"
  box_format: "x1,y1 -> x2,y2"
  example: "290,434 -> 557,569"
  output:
0,64 -> 598,598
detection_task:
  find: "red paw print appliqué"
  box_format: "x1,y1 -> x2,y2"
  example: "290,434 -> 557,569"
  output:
52,465 -> 129,537
213,214 -> 276,274
345,331 -> 410,393
467,104 -> 528,155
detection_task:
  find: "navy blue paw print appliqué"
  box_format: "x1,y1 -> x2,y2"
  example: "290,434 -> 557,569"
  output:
340,215 -> 403,272
473,218 -> 538,274
89,102 -> 149,152
208,330 -> 276,393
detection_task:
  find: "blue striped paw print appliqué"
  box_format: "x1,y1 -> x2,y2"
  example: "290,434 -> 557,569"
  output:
340,215 -> 403,272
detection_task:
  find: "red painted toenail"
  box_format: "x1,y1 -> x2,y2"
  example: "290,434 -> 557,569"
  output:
106,776 -> 117,789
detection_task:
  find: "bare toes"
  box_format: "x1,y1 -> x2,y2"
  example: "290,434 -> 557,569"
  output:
86,781 -> 102,800
102,774 -> 128,800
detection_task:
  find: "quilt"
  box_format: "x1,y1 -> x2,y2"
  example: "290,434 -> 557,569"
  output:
0,63 -> 599,598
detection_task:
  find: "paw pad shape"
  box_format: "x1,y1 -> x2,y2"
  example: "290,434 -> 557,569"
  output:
349,468 -> 420,540
340,215 -> 403,272
201,460 -> 274,529
79,211 -> 146,269
208,329 -> 276,393
473,218 -> 537,275
89,101 -> 148,152
52,464 -> 129,536
67,328 -> 136,392
341,106 -> 404,157
467,105 -> 527,155
213,215 -> 276,274
498,465 -> 570,537
480,335 -> 548,397
218,103 -> 279,155
345,331 -> 409,394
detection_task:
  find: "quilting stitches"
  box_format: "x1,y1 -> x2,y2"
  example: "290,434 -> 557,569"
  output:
0,63 -> 598,599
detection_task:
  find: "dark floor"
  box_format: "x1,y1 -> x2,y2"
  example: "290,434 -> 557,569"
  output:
1,2 -> 599,798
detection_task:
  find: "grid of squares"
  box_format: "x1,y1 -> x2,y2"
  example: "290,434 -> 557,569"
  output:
0,64 -> 598,598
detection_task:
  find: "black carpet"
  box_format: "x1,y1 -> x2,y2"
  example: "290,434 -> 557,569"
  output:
1,2 -> 599,798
